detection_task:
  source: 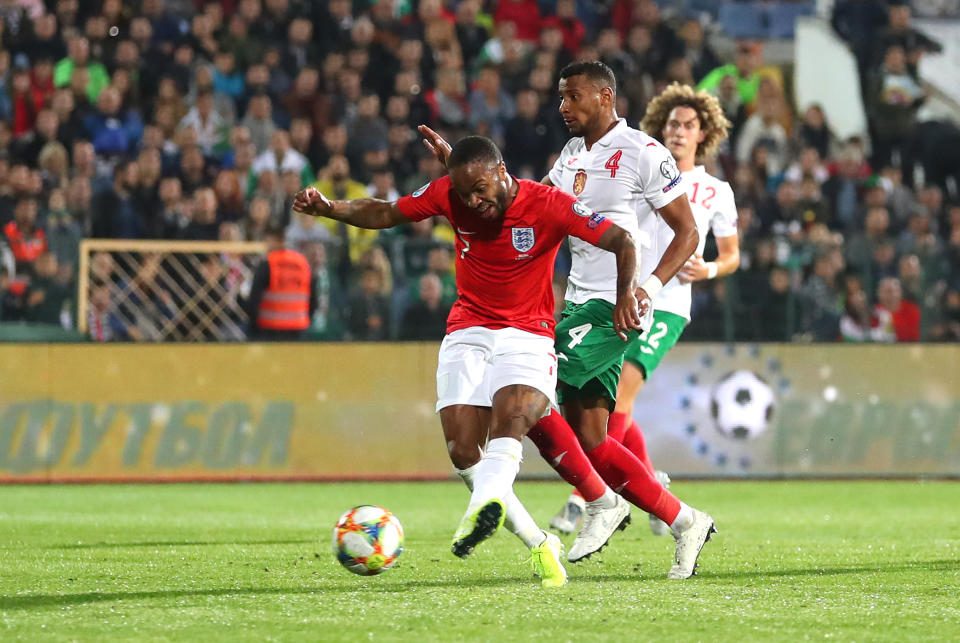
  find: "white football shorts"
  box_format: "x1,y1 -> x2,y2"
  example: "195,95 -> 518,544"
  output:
435,326 -> 558,412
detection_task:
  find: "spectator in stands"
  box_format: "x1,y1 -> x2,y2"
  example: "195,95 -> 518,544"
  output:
422,245 -> 457,306
244,196 -> 273,242
178,88 -> 227,155
246,225 -> 316,341
897,253 -> 925,303
43,188 -> 80,274
348,264 -> 391,341
90,160 -> 141,239
425,68 -> 469,130
241,93 -> 277,155
213,169 -> 245,223
83,85 -> 143,156
736,79 -> 790,176
252,129 -> 311,189
875,276 -> 921,341
53,35 -> 109,105
797,104 -> 834,161
25,251 -> 70,325
846,206 -> 893,278
88,282 -> 139,341
12,108 -> 59,166
401,272 -> 450,341
455,0 -> 490,70
345,94 -> 390,169
303,240 -> 344,341
785,146 -> 830,185
503,89 -> 550,179
468,64 -> 515,144
4,197 -> 46,275
10,65 -> 43,138
678,17 -> 720,84
180,187 -> 219,241
250,169 -> 286,224
839,277 -> 886,342
494,0 -> 541,44
699,40 -> 763,109
312,155 -> 378,267
822,143 -> 869,232
866,44 -> 925,174
286,211 -> 331,251
799,251 -> 843,341
37,141 -> 69,192
897,210 -> 942,269
875,1 -> 942,75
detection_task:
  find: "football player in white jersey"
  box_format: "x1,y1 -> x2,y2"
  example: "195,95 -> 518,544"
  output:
420,62 -> 717,580
554,83 -> 741,537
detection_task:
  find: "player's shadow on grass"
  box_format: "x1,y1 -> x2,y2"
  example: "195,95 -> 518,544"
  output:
0,576 -> 536,611
590,558 -> 960,582
4,559 -> 958,610
51,539 -> 313,550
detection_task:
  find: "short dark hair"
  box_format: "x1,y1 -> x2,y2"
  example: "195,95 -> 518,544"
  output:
559,61 -> 616,95
447,135 -> 502,169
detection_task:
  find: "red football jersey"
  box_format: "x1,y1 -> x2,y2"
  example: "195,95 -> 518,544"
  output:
397,175 -> 613,337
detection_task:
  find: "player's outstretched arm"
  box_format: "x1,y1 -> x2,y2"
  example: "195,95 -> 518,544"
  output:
292,187 -> 407,230
596,225 -> 644,340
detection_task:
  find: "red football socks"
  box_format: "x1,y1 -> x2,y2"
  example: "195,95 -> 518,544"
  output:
586,436 -> 680,524
528,409 -> 607,502
607,412 -> 656,475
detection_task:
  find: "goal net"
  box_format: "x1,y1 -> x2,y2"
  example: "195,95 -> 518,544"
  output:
77,240 -> 267,342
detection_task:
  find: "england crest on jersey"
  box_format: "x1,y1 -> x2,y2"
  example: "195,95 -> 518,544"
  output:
512,227 -> 535,252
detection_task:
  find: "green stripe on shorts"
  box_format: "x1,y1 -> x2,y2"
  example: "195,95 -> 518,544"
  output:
554,299 -> 640,405
623,309 -> 687,378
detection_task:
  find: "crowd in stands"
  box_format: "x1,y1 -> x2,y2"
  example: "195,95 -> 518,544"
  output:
0,0 -> 957,342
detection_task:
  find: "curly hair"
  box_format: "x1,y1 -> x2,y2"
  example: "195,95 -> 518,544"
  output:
639,82 -> 731,160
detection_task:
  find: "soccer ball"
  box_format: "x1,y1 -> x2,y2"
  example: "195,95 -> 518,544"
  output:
332,505 -> 404,576
710,370 -> 775,440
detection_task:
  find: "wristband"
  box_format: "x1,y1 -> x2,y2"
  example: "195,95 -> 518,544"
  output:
706,262 -> 719,279
639,275 -> 663,299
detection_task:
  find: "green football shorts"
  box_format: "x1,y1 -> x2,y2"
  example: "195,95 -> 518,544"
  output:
554,299 -> 640,405
623,309 -> 688,379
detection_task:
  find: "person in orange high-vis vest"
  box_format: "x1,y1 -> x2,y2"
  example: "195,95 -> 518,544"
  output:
246,226 -> 316,341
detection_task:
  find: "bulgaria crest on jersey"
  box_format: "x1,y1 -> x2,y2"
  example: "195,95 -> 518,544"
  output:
511,227 -> 535,252
573,169 -> 587,195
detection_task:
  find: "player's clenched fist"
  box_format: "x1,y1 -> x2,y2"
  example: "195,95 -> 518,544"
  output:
292,187 -> 333,217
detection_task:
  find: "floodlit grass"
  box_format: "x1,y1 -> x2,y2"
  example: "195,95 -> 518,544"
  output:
1,481 -> 958,641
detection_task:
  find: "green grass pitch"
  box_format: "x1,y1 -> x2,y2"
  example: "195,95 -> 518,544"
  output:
1,481 -> 958,641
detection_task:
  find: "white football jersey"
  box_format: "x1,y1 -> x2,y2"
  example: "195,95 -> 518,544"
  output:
639,165 -> 738,320
549,119 -> 685,305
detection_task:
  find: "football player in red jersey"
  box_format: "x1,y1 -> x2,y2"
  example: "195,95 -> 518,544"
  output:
294,136 -> 646,587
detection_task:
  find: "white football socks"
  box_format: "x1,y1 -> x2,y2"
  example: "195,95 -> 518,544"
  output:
670,502 -> 695,534
456,439 -> 545,550
585,486 -> 618,510
468,437 -> 523,510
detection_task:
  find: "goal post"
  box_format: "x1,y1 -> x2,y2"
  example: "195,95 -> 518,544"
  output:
78,239 -> 267,342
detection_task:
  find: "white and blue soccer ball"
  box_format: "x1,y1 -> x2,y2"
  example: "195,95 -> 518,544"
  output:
710,370 -> 776,440
332,505 -> 404,576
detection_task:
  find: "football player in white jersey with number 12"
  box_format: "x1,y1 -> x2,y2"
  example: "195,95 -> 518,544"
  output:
553,83 -> 742,537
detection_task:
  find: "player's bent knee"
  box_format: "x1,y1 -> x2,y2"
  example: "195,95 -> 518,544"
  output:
447,440 -> 482,470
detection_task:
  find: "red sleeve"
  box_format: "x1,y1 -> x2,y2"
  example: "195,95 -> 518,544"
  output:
553,192 -> 613,246
395,178 -> 449,222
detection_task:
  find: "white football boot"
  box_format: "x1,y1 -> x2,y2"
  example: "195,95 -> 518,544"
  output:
567,494 -> 631,562
549,494 -> 585,535
668,509 -> 716,579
